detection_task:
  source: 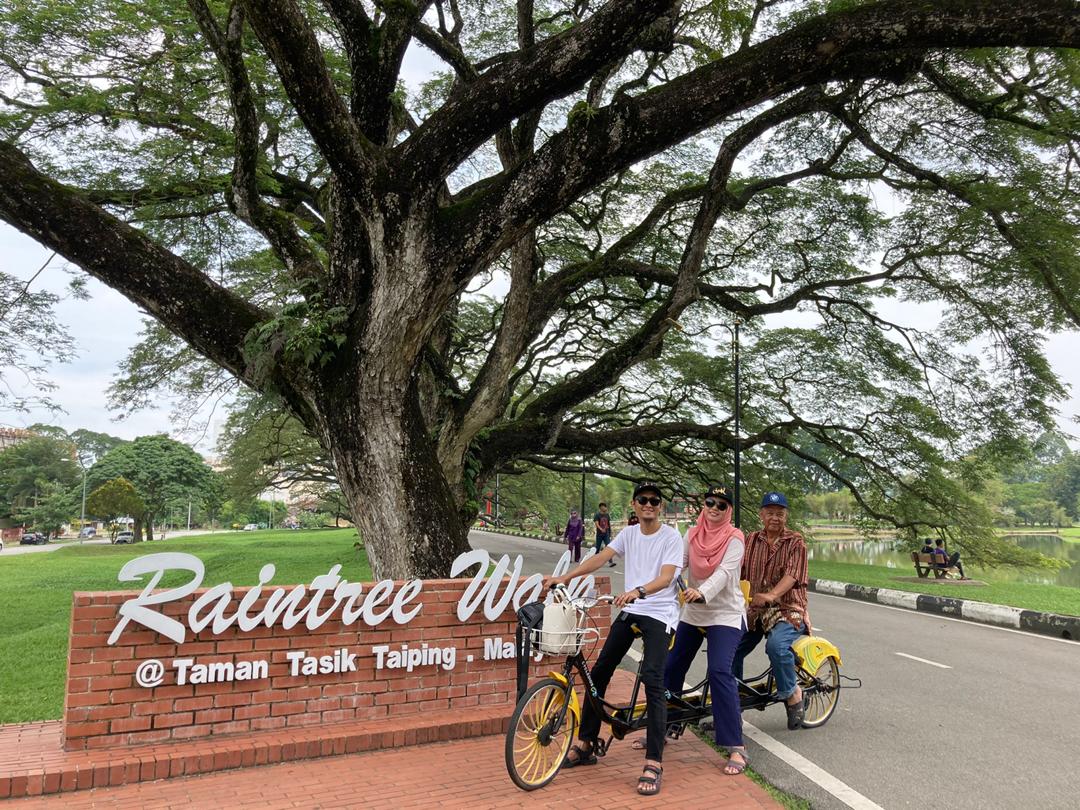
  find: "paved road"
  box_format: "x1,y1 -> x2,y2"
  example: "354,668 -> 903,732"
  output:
471,530 -> 1080,810
0,528 -> 218,557
0,538 -> 112,556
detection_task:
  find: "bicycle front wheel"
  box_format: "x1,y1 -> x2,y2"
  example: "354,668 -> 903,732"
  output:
505,678 -> 577,791
800,656 -> 840,728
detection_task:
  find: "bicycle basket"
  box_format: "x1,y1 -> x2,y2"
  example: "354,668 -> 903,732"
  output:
533,601 -> 593,655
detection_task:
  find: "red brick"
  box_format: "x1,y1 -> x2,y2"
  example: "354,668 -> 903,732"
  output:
109,716 -> 151,734
234,704 -> 270,720
65,721 -> 109,738
88,675 -> 131,691
152,711 -> 194,729
85,704 -> 131,721
270,701 -> 306,717
194,708 -> 233,724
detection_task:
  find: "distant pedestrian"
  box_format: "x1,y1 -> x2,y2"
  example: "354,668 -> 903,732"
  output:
628,514 -> 640,527
933,538 -> 967,579
564,511 -> 585,562
594,503 -> 615,567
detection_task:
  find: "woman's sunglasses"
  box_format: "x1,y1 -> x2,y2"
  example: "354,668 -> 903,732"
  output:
634,496 -> 662,507
704,498 -> 729,511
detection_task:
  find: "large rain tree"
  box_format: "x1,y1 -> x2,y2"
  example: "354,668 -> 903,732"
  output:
2,1 -> 1079,577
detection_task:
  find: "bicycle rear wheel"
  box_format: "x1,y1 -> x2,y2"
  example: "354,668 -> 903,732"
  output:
505,678 -> 577,791
799,656 -> 840,728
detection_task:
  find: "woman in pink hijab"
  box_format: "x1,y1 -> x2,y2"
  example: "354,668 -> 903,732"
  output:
662,484 -> 749,775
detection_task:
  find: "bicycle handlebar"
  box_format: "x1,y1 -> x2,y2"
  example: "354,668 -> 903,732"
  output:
547,582 -> 614,607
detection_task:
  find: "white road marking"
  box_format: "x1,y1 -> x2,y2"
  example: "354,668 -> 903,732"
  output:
811,591 -> 1080,646
894,652 -> 951,669
740,720 -> 885,810
625,640 -> 884,810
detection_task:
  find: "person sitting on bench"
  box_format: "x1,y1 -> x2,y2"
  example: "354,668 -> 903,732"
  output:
932,538 -> 967,580
920,539 -> 935,556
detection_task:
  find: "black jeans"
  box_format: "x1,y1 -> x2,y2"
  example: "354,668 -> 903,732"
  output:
578,611 -> 672,761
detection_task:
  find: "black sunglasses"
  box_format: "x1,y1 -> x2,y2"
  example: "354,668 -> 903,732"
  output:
634,496 -> 662,507
704,498 -> 729,510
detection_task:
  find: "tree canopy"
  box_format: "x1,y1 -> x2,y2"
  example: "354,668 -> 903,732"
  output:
85,476 -> 145,535
87,435 -> 213,540
2,1 -> 1079,577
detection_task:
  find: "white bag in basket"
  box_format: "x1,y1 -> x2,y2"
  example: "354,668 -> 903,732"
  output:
539,601 -> 578,655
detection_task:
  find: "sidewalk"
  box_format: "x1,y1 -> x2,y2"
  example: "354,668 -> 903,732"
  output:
6,670 -> 779,808
9,725 -> 778,809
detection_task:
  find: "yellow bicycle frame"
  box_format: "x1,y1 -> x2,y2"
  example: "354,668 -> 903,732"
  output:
546,671 -> 581,725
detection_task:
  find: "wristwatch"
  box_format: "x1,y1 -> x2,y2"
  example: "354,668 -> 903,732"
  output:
636,586 -> 647,600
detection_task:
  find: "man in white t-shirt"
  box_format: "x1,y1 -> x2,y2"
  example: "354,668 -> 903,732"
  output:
543,481 -> 682,797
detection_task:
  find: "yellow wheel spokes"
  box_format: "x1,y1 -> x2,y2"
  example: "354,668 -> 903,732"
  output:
505,682 -> 574,790
509,682 -> 573,787
801,657 -> 840,727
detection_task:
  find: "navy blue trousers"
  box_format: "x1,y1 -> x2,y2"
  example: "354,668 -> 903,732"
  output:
663,621 -> 744,748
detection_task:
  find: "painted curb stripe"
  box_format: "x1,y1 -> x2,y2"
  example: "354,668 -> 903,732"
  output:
961,600 -> 1022,629
807,578 -> 1078,642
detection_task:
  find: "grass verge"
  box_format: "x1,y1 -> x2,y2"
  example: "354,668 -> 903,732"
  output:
691,725 -> 811,810
809,560 -> 1080,616
0,528 -> 369,724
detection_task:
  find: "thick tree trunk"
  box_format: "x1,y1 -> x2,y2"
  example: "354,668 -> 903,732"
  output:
315,378 -> 470,579
310,200 -> 472,579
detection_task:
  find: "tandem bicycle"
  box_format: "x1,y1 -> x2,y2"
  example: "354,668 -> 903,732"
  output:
505,583 -> 857,791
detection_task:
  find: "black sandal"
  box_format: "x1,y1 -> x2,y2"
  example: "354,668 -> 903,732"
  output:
563,743 -> 597,768
637,764 -> 663,796
785,699 -> 805,730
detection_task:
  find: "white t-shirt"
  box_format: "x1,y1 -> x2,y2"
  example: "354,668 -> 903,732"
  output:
608,523 -> 684,631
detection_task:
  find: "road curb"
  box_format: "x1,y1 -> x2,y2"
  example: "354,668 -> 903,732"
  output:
809,578 -> 1080,642
473,527 -> 561,544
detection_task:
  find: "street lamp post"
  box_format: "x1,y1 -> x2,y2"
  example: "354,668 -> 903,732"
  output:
732,319 -> 741,529
80,467 -> 87,544
706,318 -> 743,528
494,472 -> 500,528
580,456 -> 586,522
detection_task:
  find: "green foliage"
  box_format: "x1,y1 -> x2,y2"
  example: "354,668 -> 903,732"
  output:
13,481 -> 75,536
0,266 -> 80,413
85,477 -> 145,525
87,435 -> 213,528
0,435 -> 79,515
3,0 -> 1080,578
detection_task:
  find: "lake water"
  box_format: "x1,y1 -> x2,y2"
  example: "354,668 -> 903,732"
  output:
807,534 -> 1080,588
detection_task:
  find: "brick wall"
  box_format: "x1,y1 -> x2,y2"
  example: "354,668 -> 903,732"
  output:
64,577 -> 610,751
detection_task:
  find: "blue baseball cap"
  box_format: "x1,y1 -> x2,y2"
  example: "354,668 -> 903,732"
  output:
761,492 -> 789,508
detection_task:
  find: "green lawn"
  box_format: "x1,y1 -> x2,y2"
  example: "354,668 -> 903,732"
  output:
0,529 -> 368,725
809,560 -> 1080,617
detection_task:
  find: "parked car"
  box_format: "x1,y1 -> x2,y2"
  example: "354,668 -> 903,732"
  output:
113,531 -> 135,544
20,532 -> 47,545
79,527 -> 96,538
243,523 -> 258,531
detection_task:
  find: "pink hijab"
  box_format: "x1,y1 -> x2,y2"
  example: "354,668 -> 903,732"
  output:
688,506 -> 743,581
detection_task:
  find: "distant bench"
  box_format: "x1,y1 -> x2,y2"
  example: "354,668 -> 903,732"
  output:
910,552 -> 956,579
